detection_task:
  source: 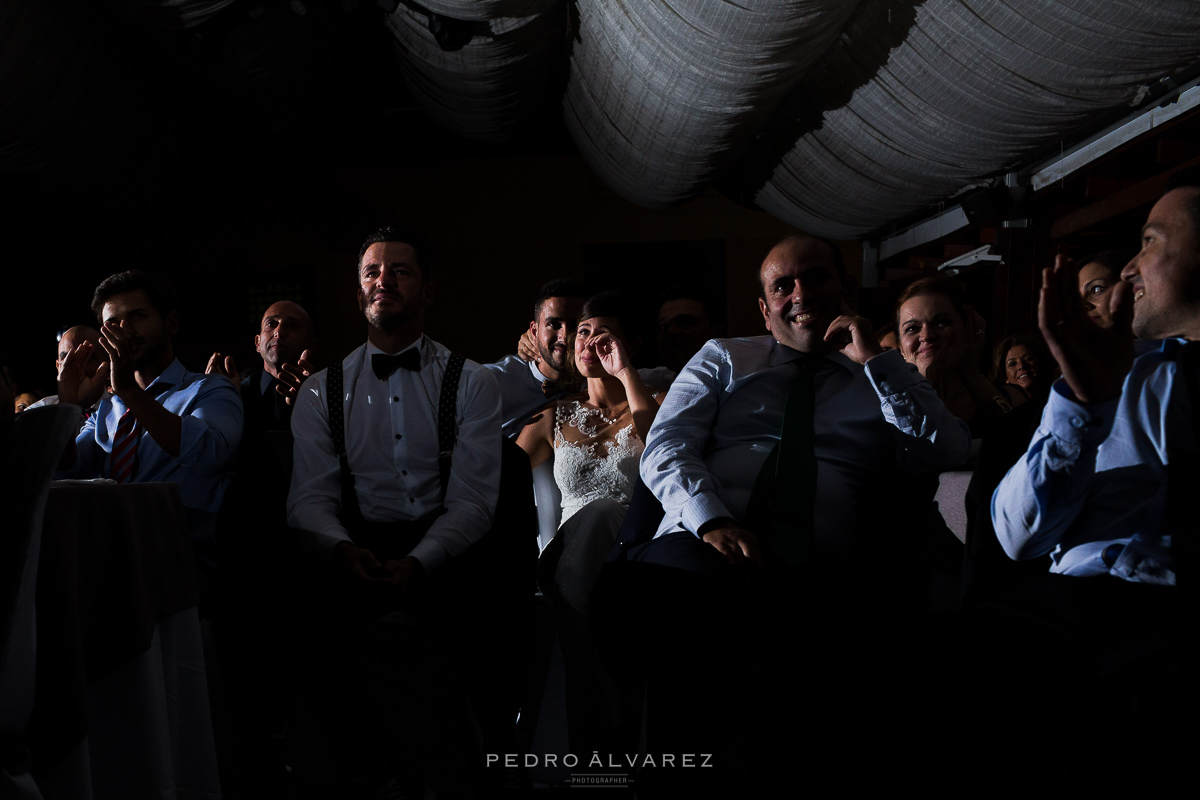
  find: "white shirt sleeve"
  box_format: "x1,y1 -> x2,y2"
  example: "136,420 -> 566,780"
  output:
408,365 -> 503,572
287,371 -> 353,555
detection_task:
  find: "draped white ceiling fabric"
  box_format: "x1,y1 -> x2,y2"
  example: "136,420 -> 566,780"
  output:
5,1 -> 1200,236
563,1 -> 862,207
386,3 -> 562,142
392,0 -> 1200,238
743,0 -> 1200,238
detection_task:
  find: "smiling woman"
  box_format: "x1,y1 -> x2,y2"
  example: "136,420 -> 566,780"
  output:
991,335 -> 1054,401
895,276 -> 1016,438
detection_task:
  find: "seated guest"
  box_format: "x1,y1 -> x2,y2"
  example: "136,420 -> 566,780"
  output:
13,391 -> 40,413
993,172 -> 1198,584
207,300 -> 315,426
517,291 -> 663,751
288,227 -> 508,797
28,326 -> 110,425
57,271 -> 243,607
991,334 -> 1052,402
876,321 -> 899,351
487,279 -> 589,438
519,292 -> 663,599
207,300 -> 315,795
1076,249 -> 1128,330
988,169 -> 1199,742
626,234 -> 969,786
656,285 -> 726,372
896,275 -> 1013,436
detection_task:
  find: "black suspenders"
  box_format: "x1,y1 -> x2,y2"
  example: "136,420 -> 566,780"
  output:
326,350 -> 467,521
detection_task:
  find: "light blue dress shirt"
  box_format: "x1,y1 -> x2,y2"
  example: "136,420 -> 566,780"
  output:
991,339 -> 1192,585
65,358 -> 244,564
641,336 -> 971,556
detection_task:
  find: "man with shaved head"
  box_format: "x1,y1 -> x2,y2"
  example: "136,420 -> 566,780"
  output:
209,299 -> 316,796
641,233 -> 969,572
208,299 -> 316,428
28,325 -> 110,417
623,233 -> 969,790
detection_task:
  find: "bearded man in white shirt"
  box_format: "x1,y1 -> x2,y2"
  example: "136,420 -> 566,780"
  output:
288,226 -> 505,797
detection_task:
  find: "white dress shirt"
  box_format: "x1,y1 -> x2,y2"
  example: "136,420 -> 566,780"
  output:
641,337 -> 970,556
288,336 -> 502,573
991,339 -> 1192,584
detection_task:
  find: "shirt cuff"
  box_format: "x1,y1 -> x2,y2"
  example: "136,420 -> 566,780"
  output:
863,348 -> 922,396
303,524 -> 353,557
1043,381 -> 1119,449
408,539 -> 446,574
681,492 -> 733,537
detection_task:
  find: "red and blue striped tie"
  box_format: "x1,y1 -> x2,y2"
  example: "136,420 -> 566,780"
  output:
109,408 -> 140,484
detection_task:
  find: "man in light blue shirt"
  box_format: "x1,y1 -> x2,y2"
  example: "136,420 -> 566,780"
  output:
993,168 -> 1200,585
642,234 -> 970,567
58,271 -> 243,589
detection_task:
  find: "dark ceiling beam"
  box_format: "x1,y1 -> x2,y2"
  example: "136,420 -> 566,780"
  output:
1050,155 -> 1200,240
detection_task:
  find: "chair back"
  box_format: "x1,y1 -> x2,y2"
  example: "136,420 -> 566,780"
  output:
935,470 -> 973,543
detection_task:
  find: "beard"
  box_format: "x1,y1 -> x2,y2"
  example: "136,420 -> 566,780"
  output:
539,340 -> 573,374
359,287 -> 418,332
133,336 -> 169,371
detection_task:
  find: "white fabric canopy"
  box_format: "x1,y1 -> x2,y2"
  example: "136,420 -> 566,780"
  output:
746,0 -> 1200,237
395,0 -> 1200,236
386,3 -> 561,142
564,1 -> 860,207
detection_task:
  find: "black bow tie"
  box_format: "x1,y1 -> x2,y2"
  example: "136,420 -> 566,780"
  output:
372,349 -> 421,380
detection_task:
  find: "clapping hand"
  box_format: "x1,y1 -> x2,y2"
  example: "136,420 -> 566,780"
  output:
1039,254 -> 1134,404
58,341 -> 112,406
276,350 -> 315,406
205,353 -> 242,386
99,322 -> 137,398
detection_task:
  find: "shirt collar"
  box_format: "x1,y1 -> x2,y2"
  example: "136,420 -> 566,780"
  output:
259,369 -> 275,394
768,340 -> 856,373
146,358 -> 186,392
529,358 -> 559,383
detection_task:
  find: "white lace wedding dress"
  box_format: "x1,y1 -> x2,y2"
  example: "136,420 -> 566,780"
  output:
539,396 -> 646,749
552,399 -> 644,526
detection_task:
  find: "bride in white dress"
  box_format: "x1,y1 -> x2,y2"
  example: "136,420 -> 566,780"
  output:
518,292 -> 662,608
517,292 -> 662,749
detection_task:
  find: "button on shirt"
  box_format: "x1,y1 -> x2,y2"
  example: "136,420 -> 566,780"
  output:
991,339 -> 1192,584
62,358 -> 244,562
642,337 -> 971,555
288,336 -> 502,573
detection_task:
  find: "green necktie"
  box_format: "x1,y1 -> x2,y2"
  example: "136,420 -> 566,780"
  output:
748,359 -> 818,567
